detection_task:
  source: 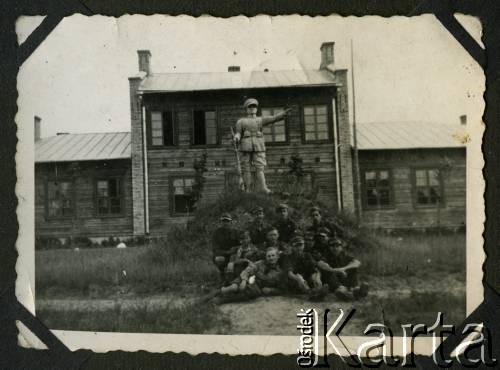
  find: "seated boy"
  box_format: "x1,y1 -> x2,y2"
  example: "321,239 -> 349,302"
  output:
225,231 -> 262,279
308,227 -> 332,260
248,206 -> 271,245
274,203 -> 299,243
212,213 -> 240,274
281,236 -> 329,300
240,247 -> 286,295
259,227 -> 290,255
316,238 -> 368,300
305,206 -> 343,241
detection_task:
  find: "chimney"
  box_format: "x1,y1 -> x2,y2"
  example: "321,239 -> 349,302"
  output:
320,42 -> 335,69
228,66 -> 240,72
137,50 -> 152,75
460,114 -> 467,125
34,115 -> 41,141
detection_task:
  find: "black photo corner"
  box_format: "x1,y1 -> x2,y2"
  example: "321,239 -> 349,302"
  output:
1,0 -> 500,368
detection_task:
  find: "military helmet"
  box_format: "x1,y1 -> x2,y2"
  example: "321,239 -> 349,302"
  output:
244,98 -> 259,108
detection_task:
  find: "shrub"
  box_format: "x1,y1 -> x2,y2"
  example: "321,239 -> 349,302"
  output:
35,236 -> 63,250
71,236 -> 94,248
183,191 -> 381,254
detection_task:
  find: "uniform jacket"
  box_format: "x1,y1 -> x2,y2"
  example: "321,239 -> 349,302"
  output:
281,251 -> 318,277
235,114 -> 283,152
212,225 -> 240,257
320,250 -> 355,269
248,220 -> 272,245
275,218 -> 298,243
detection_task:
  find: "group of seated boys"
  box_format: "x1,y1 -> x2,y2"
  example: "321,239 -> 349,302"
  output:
211,204 -> 368,302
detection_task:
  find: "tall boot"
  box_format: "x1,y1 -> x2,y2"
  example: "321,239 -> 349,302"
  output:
255,169 -> 272,194
243,171 -> 253,193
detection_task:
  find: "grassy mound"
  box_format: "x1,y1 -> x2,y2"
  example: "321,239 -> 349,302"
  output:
147,191 -> 382,266
191,190 -> 382,251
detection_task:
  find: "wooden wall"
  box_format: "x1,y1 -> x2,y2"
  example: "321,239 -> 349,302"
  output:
358,148 -> 466,229
35,159 -> 134,238
142,87 -> 341,234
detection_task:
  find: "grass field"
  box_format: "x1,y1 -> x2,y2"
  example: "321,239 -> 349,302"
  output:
35,231 -> 466,334
36,241 -> 218,297
36,232 -> 465,296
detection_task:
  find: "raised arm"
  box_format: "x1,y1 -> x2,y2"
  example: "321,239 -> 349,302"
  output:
261,108 -> 292,126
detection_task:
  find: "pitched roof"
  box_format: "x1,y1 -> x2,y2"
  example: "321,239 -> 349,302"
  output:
356,121 -> 467,150
35,132 -> 131,163
138,69 -> 339,93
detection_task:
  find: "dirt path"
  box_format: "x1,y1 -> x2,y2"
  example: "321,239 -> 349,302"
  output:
216,294 -> 371,336
214,273 -> 465,336
37,274 -> 465,335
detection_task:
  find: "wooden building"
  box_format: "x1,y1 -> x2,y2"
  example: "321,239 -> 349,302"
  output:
34,42 -> 468,240
356,121 -> 466,230
35,132 -> 134,239
128,43 -> 355,236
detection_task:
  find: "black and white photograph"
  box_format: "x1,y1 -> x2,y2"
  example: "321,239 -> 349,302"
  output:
15,14 -> 484,355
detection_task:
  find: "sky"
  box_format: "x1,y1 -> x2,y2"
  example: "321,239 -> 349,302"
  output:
16,14 -> 484,138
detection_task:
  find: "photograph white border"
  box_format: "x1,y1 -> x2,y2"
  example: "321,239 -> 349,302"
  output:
15,13 -> 485,357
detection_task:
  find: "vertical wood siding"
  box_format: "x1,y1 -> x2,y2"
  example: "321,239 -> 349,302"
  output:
358,148 -> 466,229
35,160 -> 134,238
142,88 -> 340,235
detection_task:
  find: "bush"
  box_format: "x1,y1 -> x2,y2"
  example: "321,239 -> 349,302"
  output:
35,236 -> 63,250
71,236 -> 94,248
182,190 -> 382,255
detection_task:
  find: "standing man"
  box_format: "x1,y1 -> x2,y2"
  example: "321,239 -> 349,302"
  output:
233,98 -> 291,194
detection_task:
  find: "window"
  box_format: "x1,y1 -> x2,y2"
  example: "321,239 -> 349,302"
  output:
363,170 -> 392,209
172,178 -> 195,214
414,169 -> 442,205
261,107 -> 286,143
151,110 -> 175,146
303,105 -> 329,141
96,178 -> 123,215
193,110 -> 217,145
46,180 -> 74,217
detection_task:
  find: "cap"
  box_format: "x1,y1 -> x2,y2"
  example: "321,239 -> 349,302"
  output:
310,206 -> 321,215
276,203 -> 289,212
329,237 -> 344,246
316,227 -> 331,236
291,235 -> 305,244
252,206 -> 264,214
219,213 -> 232,221
244,98 -> 259,108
